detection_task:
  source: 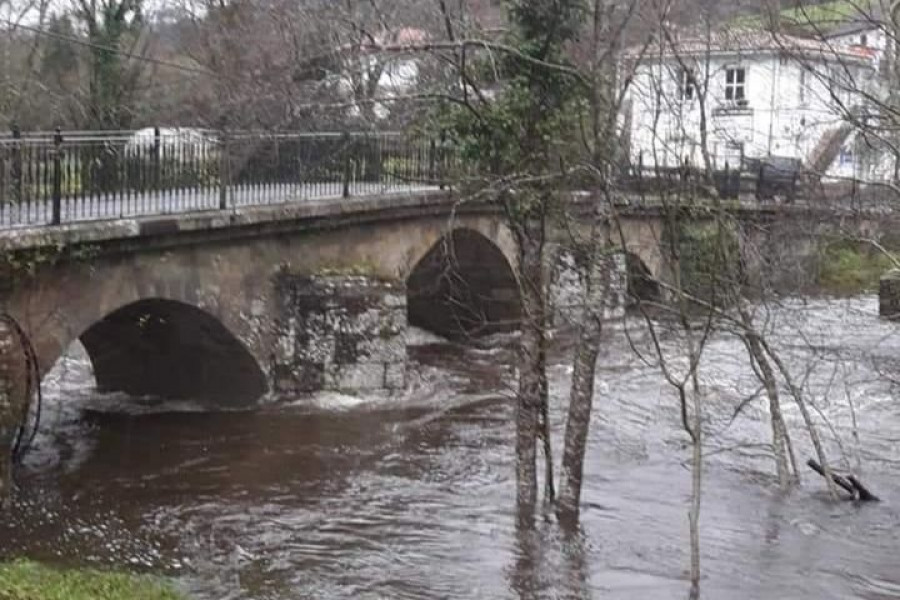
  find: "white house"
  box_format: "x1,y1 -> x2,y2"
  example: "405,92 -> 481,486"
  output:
624,28 -> 878,180
818,5 -> 897,180
339,27 -> 426,121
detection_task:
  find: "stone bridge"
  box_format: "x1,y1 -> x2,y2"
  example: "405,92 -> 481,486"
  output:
0,189 -> 887,409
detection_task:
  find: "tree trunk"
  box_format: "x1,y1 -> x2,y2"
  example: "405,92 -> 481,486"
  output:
688,409 -> 702,600
557,255 -> 608,524
741,314 -> 792,488
515,224 -> 546,524
0,327 -> 16,507
539,330 -> 554,504
0,315 -> 33,507
761,338 -> 838,499
0,450 -> 9,508
679,372 -> 704,600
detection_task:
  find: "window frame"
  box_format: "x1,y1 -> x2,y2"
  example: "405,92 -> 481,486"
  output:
678,67 -> 696,101
724,67 -> 746,102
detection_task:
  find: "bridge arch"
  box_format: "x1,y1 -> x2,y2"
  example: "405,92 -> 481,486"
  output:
78,298 -> 267,404
406,228 -> 522,339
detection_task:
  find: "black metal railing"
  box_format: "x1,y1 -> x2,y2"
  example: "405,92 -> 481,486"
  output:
0,128 -> 454,228
622,160 -> 801,202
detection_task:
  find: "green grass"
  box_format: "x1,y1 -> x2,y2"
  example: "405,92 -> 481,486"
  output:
732,0 -> 874,34
0,560 -> 184,600
818,240 -> 896,295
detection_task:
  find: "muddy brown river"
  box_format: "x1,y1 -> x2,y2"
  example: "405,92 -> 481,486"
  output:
2,296 -> 900,599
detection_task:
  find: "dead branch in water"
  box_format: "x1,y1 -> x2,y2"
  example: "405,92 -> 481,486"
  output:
806,459 -> 880,502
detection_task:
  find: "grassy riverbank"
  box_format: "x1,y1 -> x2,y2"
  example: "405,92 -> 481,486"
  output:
0,560 -> 183,600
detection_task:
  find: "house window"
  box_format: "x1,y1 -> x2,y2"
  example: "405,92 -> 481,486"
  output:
679,68 -> 695,100
725,68 -> 746,102
840,146 -> 854,165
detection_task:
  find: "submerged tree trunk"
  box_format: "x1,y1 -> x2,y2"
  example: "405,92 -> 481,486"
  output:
539,331 -> 555,505
514,217 -> 548,524
761,338 -> 839,499
684,329 -> 705,591
688,393 -> 702,600
557,254 -> 610,524
741,312 -> 793,488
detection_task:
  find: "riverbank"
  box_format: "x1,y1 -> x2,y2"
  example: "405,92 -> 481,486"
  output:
0,560 -> 183,600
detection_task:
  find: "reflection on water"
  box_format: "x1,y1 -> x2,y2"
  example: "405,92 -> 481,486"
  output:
2,297 -> 900,599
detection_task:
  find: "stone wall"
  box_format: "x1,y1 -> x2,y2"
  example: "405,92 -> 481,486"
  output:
880,270 -> 900,319
549,249 -> 627,327
271,274 -> 407,395
0,318 -> 29,503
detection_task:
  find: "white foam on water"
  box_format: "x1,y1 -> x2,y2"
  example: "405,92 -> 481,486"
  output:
285,390 -> 379,411
404,326 -> 449,346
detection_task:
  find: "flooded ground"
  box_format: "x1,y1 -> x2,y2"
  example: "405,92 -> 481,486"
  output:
2,296 -> 900,599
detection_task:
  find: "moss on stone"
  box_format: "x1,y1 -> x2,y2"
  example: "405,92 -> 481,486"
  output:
0,560 -> 184,600
678,221 -> 741,305
818,241 -> 897,295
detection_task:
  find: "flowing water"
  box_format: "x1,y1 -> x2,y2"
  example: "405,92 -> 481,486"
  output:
3,296 -> 900,599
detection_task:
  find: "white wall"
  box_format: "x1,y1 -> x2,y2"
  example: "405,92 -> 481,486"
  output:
337,56 -> 420,120
626,48 -> 875,177
828,27 -> 888,75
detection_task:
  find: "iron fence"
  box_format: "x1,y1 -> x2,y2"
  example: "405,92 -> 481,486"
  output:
2,127 -> 883,229
0,128 -> 453,228
622,162 -> 800,202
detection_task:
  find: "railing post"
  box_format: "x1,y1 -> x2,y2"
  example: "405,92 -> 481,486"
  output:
438,130 -> 447,191
153,126 -> 161,190
723,161 -> 730,198
756,164 -> 764,201
11,125 -> 21,205
52,128 -> 62,225
219,131 -> 229,210
342,132 -> 351,198
428,136 -> 436,184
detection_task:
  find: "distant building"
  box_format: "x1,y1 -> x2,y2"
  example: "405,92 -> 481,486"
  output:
125,127 -> 214,162
623,26 -> 884,181
339,27 -> 428,121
